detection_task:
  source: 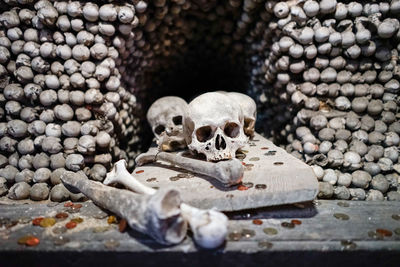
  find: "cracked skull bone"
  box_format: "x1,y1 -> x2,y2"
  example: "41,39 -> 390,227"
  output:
147,96 -> 188,151
184,92 -> 247,161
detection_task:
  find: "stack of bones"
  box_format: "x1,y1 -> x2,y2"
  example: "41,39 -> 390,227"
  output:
0,0 -> 399,202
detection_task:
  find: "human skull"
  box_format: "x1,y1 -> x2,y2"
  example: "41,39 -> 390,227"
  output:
147,96 -> 188,151
225,92 -> 257,138
184,92 -> 248,161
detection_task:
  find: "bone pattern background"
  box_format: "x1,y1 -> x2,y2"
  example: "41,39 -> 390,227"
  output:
0,0 -> 399,202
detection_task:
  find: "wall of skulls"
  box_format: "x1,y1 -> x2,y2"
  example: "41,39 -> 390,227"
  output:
0,0 -> 399,202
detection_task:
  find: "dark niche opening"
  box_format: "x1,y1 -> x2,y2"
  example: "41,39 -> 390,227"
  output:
137,42 -> 251,149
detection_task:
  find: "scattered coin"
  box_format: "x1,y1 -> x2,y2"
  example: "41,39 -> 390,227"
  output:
333,213 -> 350,221
242,182 -> 254,188
32,217 -> 44,226
281,222 -> 295,228
237,184 -> 249,191
255,184 -> 267,190
40,217 -> 56,227
169,176 -> 180,181
55,212 -> 69,220
52,226 -> 68,235
241,229 -> 255,238
93,226 -> 111,233
253,219 -> 263,225
71,217 -> 84,224
65,221 -> 77,229
337,202 -> 350,207
53,235 -> 70,246
341,240 -> 357,250
376,228 -> 392,237
107,215 -> 118,224
291,219 -> 302,225
104,239 -> 120,250
228,231 -> 242,241
263,228 -> 278,235
119,219 -> 127,232
258,241 -> 273,249
392,214 -> 400,221
368,230 -> 384,240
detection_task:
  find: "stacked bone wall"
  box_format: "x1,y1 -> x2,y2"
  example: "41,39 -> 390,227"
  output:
255,1 -> 400,201
0,0 -> 141,201
0,0 -> 399,202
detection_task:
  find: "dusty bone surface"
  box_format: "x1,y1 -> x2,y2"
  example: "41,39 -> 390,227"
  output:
133,132 -> 318,211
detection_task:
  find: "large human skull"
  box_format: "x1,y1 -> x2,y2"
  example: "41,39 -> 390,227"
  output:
220,92 -> 257,138
147,96 -> 188,151
184,92 -> 248,161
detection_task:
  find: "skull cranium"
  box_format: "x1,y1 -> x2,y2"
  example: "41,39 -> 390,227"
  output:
219,92 -> 257,138
147,96 -> 188,151
184,92 -> 248,161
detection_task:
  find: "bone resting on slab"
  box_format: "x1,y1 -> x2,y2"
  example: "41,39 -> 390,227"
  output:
136,148 -> 244,187
61,171 -> 187,245
134,132 -> 319,211
104,160 -> 229,249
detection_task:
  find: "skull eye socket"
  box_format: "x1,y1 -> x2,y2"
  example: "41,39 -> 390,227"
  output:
154,125 -> 165,135
172,116 -> 182,125
196,126 -> 213,142
224,122 -> 240,138
244,118 -> 255,129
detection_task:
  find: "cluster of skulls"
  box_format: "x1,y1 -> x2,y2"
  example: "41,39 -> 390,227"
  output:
146,92 -> 257,161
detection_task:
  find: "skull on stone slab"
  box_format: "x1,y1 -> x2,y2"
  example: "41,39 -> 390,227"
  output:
147,96 -> 188,151
219,92 -> 257,138
184,92 -> 248,161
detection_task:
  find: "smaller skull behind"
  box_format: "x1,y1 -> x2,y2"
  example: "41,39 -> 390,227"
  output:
184,92 -> 248,161
147,96 -> 188,151
220,92 -> 257,138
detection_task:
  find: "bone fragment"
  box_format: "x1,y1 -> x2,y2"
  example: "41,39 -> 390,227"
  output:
136,150 -> 244,186
61,170 -> 187,245
104,160 -> 228,249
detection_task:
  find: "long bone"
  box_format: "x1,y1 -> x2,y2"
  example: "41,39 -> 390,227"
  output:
61,171 -> 187,246
104,160 -> 228,249
135,148 -> 244,187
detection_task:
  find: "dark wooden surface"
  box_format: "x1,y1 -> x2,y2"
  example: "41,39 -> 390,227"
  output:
1,200 -> 400,266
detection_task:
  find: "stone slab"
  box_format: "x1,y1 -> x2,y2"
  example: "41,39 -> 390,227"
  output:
1,200 -> 399,266
133,133 -> 318,211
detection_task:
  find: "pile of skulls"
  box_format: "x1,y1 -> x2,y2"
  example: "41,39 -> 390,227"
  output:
1,0 -> 399,202
62,91 -> 257,249
0,0 -> 141,201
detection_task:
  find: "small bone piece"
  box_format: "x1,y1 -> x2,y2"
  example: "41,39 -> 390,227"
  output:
61,171 -> 187,245
104,160 -> 228,249
135,149 -> 244,186
147,96 -> 188,151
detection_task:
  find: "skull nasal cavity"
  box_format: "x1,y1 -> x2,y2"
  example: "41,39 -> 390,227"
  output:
224,122 -> 240,138
196,126 -> 213,142
215,134 -> 227,150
